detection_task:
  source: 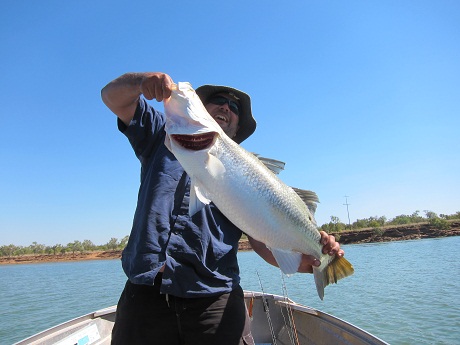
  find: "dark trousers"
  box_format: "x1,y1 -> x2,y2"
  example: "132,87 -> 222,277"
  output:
111,276 -> 254,345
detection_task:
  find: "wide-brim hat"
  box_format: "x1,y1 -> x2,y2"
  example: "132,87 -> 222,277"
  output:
195,84 -> 256,143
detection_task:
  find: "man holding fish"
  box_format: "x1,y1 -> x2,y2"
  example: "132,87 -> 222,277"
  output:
101,72 -> 346,345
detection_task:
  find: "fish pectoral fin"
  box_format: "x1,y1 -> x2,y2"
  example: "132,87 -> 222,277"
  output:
269,248 -> 303,275
189,180 -> 211,216
205,154 -> 226,179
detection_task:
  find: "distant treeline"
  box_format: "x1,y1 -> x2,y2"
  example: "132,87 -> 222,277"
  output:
0,236 -> 129,258
319,210 -> 460,233
1,210 -> 459,258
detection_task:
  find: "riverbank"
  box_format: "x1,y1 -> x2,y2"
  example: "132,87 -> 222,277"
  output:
1,222 -> 459,265
330,221 -> 460,244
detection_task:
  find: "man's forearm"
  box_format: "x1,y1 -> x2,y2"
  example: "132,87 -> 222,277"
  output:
248,236 -> 278,267
101,73 -> 145,125
101,72 -> 174,125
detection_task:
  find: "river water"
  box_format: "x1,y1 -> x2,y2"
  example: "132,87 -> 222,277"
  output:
1,236 -> 459,345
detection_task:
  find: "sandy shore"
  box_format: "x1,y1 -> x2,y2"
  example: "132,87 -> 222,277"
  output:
0,250 -> 123,265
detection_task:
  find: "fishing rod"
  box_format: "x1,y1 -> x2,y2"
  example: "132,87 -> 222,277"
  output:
256,271 -> 277,345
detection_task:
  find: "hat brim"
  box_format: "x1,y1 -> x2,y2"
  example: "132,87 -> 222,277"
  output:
195,85 -> 256,143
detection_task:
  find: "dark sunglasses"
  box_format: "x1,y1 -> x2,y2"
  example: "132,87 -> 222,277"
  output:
207,96 -> 240,116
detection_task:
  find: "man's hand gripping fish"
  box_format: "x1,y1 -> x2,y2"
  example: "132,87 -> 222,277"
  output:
163,82 -> 354,300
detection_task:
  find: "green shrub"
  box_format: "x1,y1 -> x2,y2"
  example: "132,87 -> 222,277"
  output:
372,227 -> 384,236
429,217 -> 450,230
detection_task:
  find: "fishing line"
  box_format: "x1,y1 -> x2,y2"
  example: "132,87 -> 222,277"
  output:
280,273 -> 300,345
256,270 -> 277,345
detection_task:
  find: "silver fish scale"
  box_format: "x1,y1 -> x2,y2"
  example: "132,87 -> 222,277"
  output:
208,135 -> 324,261
164,83 -> 347,292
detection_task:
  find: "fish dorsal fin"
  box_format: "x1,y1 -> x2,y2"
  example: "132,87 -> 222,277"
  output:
253,153 -> 285,175
269,247 -> 303,275
292,187 -> 319,217
252,153 -> 319,220
189,180 -> 210,216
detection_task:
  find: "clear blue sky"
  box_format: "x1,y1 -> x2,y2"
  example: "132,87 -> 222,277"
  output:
1,1 -> 459,246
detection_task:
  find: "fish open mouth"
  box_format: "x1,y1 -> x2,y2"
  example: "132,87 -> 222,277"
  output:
171,132 -> 217,151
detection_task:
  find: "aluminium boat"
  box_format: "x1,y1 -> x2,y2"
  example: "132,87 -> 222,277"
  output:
14,291 -> 388,345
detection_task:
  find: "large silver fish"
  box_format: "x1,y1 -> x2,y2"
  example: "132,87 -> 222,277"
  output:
164,82 -> 354,299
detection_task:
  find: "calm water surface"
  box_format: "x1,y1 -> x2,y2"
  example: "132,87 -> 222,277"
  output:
1,236 -> 459,345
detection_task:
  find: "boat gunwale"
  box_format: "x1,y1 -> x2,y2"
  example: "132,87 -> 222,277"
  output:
14,291 -> 389,345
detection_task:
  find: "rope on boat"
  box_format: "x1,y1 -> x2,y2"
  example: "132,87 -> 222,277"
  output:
256,271 -> 278,345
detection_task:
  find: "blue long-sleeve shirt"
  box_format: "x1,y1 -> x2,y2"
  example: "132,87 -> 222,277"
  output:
118,98 -> 242,297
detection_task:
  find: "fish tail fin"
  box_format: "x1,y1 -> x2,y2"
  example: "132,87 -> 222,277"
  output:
313,256 -> 354,300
